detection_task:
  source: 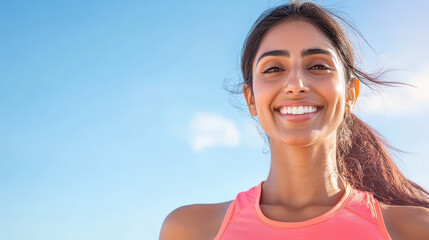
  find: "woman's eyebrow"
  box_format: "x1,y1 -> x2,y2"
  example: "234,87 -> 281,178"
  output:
302,48 -> 333,58
256,50 -> 289,66
256,48 -> 333,67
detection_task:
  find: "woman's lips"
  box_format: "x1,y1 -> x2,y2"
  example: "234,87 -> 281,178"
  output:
275,107 -> 323,122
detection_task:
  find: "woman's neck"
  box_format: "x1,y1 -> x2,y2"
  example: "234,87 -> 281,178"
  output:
262,133 -> 346,209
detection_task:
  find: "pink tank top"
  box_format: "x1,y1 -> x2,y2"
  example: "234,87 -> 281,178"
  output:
214,180 -> 391,240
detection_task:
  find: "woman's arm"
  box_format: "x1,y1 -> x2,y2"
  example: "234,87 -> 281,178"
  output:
159,201 -> 232,240
159,206 -> 192,240
381,204 -> 429,240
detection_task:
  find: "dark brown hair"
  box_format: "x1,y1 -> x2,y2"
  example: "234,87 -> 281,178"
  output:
238,1 -> 429,207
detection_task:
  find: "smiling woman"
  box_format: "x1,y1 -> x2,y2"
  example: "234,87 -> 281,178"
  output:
159,1 -> 429,240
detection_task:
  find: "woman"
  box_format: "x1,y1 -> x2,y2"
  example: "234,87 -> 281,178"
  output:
160,1 -> 429,239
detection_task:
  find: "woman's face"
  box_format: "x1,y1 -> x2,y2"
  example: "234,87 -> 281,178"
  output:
244,20 -> 356,146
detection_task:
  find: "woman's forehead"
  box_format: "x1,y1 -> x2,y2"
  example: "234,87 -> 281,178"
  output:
257,20 -> 336,56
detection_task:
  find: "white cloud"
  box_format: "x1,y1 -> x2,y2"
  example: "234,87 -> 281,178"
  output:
357,64 -> 429,116
189,112 -> 240,152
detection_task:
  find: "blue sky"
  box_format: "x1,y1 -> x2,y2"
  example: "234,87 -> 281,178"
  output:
1,0 -> 428,239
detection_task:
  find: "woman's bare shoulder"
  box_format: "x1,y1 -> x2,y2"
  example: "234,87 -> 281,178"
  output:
159,200 -> 234,240
379,202 -> 429,240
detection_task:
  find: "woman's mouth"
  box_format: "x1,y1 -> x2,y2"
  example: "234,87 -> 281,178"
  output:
275,106 -> 323,122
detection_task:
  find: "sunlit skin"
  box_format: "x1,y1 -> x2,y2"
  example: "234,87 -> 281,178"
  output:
243,20 -> 360,219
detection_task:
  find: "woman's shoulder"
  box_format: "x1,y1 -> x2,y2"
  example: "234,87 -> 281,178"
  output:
379,202 -> 429,240
159,200 -> 234,240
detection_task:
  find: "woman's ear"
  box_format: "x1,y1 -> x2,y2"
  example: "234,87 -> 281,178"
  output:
345,78 -> 360,112
243,84 -> 257,116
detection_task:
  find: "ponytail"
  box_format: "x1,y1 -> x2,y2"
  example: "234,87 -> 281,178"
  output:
337,113 -> 429,207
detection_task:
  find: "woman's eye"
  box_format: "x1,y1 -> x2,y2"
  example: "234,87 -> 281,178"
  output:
309,64 -> 331,70
262,67 -> 283,74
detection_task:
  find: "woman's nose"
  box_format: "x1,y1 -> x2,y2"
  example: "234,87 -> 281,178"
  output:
283,69 -> 310,95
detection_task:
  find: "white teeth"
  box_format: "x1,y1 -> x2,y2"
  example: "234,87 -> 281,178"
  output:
292,107 -> 298,114
304,106 -> 309,113
279,106 -> 318,115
